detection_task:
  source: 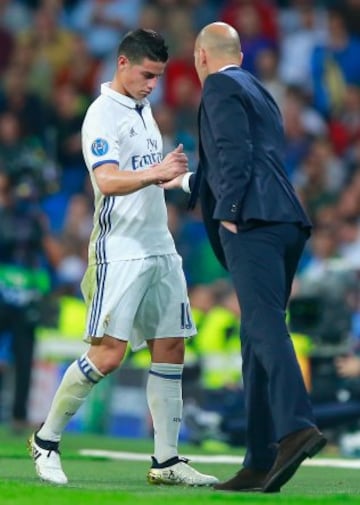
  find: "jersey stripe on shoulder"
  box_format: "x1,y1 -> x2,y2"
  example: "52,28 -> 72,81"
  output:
92,160 -> 120,170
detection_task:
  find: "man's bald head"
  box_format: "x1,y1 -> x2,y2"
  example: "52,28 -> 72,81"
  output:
194,22 -> 243,85
196,22 -> 241,58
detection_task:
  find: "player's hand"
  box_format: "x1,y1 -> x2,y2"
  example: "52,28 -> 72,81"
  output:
155,144 -> 188,182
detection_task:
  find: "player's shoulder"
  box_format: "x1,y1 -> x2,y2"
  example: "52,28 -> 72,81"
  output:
83,95 -> 117,132
84,95 -> 109,120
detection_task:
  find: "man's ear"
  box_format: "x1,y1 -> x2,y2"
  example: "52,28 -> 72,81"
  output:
117,55 -> 128,71
200,47 -> 207,66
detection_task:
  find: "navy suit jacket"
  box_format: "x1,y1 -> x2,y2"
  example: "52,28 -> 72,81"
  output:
189,66 -> 312,269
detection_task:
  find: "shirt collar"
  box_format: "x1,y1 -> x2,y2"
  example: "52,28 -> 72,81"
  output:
100,82 -> 148,109
218,64 -> 240,72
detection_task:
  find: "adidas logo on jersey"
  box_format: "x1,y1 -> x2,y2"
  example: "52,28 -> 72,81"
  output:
129,127 -> 138,137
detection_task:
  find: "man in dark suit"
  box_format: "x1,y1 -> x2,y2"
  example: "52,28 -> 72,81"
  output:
162,22 -> 327,493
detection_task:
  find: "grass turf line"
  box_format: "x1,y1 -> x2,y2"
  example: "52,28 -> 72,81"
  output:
0,427 -> 359,504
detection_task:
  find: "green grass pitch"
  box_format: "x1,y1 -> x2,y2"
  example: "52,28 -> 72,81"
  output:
1,426 -> 360,505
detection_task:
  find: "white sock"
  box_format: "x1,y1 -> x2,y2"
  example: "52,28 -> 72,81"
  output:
37,354 -> 104,442
147,362 -> 184,464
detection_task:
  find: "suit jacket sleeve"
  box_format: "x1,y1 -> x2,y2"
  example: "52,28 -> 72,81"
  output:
189,172 -> 196,192
202,73 -> 253,222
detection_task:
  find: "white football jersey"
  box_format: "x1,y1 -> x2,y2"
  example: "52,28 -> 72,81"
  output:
82,82 -> 177,264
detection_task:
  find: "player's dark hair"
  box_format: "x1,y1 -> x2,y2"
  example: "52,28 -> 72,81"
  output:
117,29 -> 168,63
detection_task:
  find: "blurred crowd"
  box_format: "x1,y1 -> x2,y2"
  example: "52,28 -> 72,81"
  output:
1,0 -> 360,439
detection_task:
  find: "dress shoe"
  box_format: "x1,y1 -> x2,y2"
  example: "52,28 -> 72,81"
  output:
214,467 -> 278,492
262,426 -> 327,493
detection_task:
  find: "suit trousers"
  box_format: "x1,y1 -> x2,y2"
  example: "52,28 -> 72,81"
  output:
219,222 -> 315,471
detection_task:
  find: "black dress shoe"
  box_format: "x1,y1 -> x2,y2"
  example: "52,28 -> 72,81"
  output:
214,467 -> 278,492
262,426 -> 327,493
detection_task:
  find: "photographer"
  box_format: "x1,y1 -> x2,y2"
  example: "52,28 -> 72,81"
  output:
0,170 -> 50,432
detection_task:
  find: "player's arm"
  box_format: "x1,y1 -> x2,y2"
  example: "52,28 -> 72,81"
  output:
94,144 -> 188,196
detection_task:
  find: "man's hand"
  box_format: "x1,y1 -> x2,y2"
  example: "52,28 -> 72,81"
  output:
221,220 -> 238,234
335,355 -> 360,378
154,144 -> 188,183
159,173 -> 186,190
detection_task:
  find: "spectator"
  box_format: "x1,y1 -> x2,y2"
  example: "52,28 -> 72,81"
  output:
337,217 -> 360,270
335,0 -> 360,37
51,193 -> 92,293
221,0 -> 278,43
176,209 -> 229,287
227,3 -> 277,76
16,5 -> 76,100
69,0 -> 143,59
0,171 -> 51,433
0,25 -> 14,77
329,84 -> 360,156
138,3 -> 164,33
157,4 -> 195,56
278,0 -> 327,38
0,64 -> 49,141
196,283 -> 241,393
61,192 -> 93,243
255,47 -> 286,108
55,34 -> 101,99
153,103 -> 197,173
282,89 -> 311,179
48,83 -> 89,196
185,0 -> 221,32
300,226 -> 340,282
311,8 -> 360,117
279,3 -> 327,91
0,110 -> 56,199
294,136 -> 345,219
0,0 -> 32,34
152,104 -> 177,155
337,181 -> 360,218
163,32 -> 201,110
345,139 -> 360,176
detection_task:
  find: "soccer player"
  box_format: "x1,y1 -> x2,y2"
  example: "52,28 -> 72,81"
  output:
28,29 -> 218,488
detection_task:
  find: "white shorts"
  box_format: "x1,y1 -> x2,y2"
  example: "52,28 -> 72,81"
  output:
81,253 -> 196,350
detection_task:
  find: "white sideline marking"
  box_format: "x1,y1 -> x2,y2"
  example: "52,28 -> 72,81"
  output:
79,450 -> 360,469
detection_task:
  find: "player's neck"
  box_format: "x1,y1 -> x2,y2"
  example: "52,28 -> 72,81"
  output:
110,76 -> 127,97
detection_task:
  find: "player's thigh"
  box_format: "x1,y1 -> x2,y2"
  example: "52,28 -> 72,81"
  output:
82,260 -> 153,341
134,254 -> 196,341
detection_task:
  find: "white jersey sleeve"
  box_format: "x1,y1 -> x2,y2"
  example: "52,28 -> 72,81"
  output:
82,102 -> 121,171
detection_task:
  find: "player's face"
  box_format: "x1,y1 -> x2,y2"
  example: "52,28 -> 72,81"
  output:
118,56 -> 166,100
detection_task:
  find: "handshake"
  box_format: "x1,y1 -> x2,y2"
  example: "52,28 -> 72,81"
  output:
151,144 -> 190,190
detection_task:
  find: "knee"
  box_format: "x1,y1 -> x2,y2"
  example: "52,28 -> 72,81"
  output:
169,340 -> 185,364
96,354 -> 122,375
87,339 -> 127,375
150,337 -> 185,364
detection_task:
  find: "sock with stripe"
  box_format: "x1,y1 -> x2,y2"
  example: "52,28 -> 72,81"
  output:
37,354 -> 104,442
146,362 -> 184,464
